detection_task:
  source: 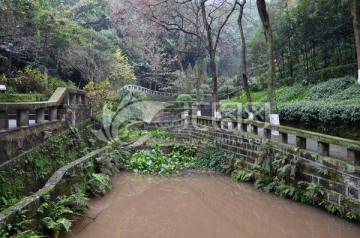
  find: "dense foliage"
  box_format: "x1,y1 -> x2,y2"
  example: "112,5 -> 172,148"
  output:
195,142 -> 234,174
0,0 -> 135,96
126,146 -> 195,175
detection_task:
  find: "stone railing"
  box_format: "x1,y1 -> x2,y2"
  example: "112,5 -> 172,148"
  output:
121,85 -> 176,98
0,88 -> 86,131
146,115 -> 360,219
149,115 -> 360,166
0,88 -> 90,164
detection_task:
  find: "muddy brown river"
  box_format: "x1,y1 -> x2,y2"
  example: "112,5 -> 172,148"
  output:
64,172 -> 360,238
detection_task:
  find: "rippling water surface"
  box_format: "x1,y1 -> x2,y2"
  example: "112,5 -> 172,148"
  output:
64,172 -> 360,238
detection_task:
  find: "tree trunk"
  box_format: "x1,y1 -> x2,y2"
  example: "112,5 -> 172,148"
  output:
200,1 -> 218,104
256,0 -> 277,114
351,0 -> 360,83
237,1 -> 252,112
196,40 -> 202,103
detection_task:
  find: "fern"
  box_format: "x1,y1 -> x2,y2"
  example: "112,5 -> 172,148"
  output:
231,170 -> 253,181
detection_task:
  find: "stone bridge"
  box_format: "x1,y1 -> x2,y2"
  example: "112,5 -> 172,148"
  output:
121,85 -> 177,98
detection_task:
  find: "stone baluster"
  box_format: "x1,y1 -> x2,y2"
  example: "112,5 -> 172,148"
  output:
264,128 -> 271,139
70,94 -> 77,105
279,132 -> 288,144
241,123 -> 247,132
0,110 -> 9,130
296,136 -> 306,149
347,149 -> 360,166
49,107 -> 58,121
76,94 -> 82,104
252,125 -> 258,135
317,141 -> 330,156
35,108 -> 45,124
16,109 -> 29,127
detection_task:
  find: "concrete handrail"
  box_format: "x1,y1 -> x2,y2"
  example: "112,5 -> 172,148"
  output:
0,87 -> 86,131
121,85 -> 177,98
149,115 -> 360,166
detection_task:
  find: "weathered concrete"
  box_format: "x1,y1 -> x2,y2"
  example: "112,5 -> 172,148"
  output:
0,88 -> 90,163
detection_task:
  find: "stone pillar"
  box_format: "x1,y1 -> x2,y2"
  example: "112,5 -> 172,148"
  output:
16,109 -> 29,127
49,107 -> 58,121
241,123 -> 247,132
70,94 -> 77,105
296,136 -> 306,149
181,110 -> 189,119
252,125 -> 258,135
35,108 -> 45,124
76,94 -> 82,104
264,128 -> 272,139
347,149 -> 360,166
317,141 -> 330,156
0,111 -> 8,130
279,132 -> 288,144
81,95 -> 86,104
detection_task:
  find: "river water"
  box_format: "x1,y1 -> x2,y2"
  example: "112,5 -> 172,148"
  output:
65,172 -> 360,238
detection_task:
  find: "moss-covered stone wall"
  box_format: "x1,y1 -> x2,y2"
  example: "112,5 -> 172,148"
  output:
157,123 -> 360,221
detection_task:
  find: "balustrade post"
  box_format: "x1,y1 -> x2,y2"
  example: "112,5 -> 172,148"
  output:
16,109 -> 29,127
347,149 -> 360,166
0,111 -> 8,130
317,141 -> 330,156
35,108 -> 45,124
296,136 -> 306,149
49,107 -> 58,121
252,125 -> 258,135
279,132 -> 288,144
264,128 -> 271,139
76,94 -> 82,104
241,123 -> 247,132
70,94 -> 77,105
81,95 -> 86,104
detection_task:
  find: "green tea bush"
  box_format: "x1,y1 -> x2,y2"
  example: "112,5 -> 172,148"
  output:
330,84 -> 360,100
305,76 -> 354,100
176,94 -> 192,102
275,84 -> 307,103
279,100 -> 360,124
220,104 -> 247,119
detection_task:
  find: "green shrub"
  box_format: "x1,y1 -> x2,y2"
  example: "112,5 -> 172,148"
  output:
275,84 -> 308,103
7,66 -> 45,93
218,84 -> 236,99
305,76 -> 354,100
279,99 -> 360,124
330,84 -> 360,100
176,94 -> 192,102
0,93 -> 49,102
195,143 -> 231,173
48,76 -> 76,92
200,84 -> 212,94
126,147 -> 194,175
150,130 -> 170,138
220,103 -> 247,119
190,88 -> 204,96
